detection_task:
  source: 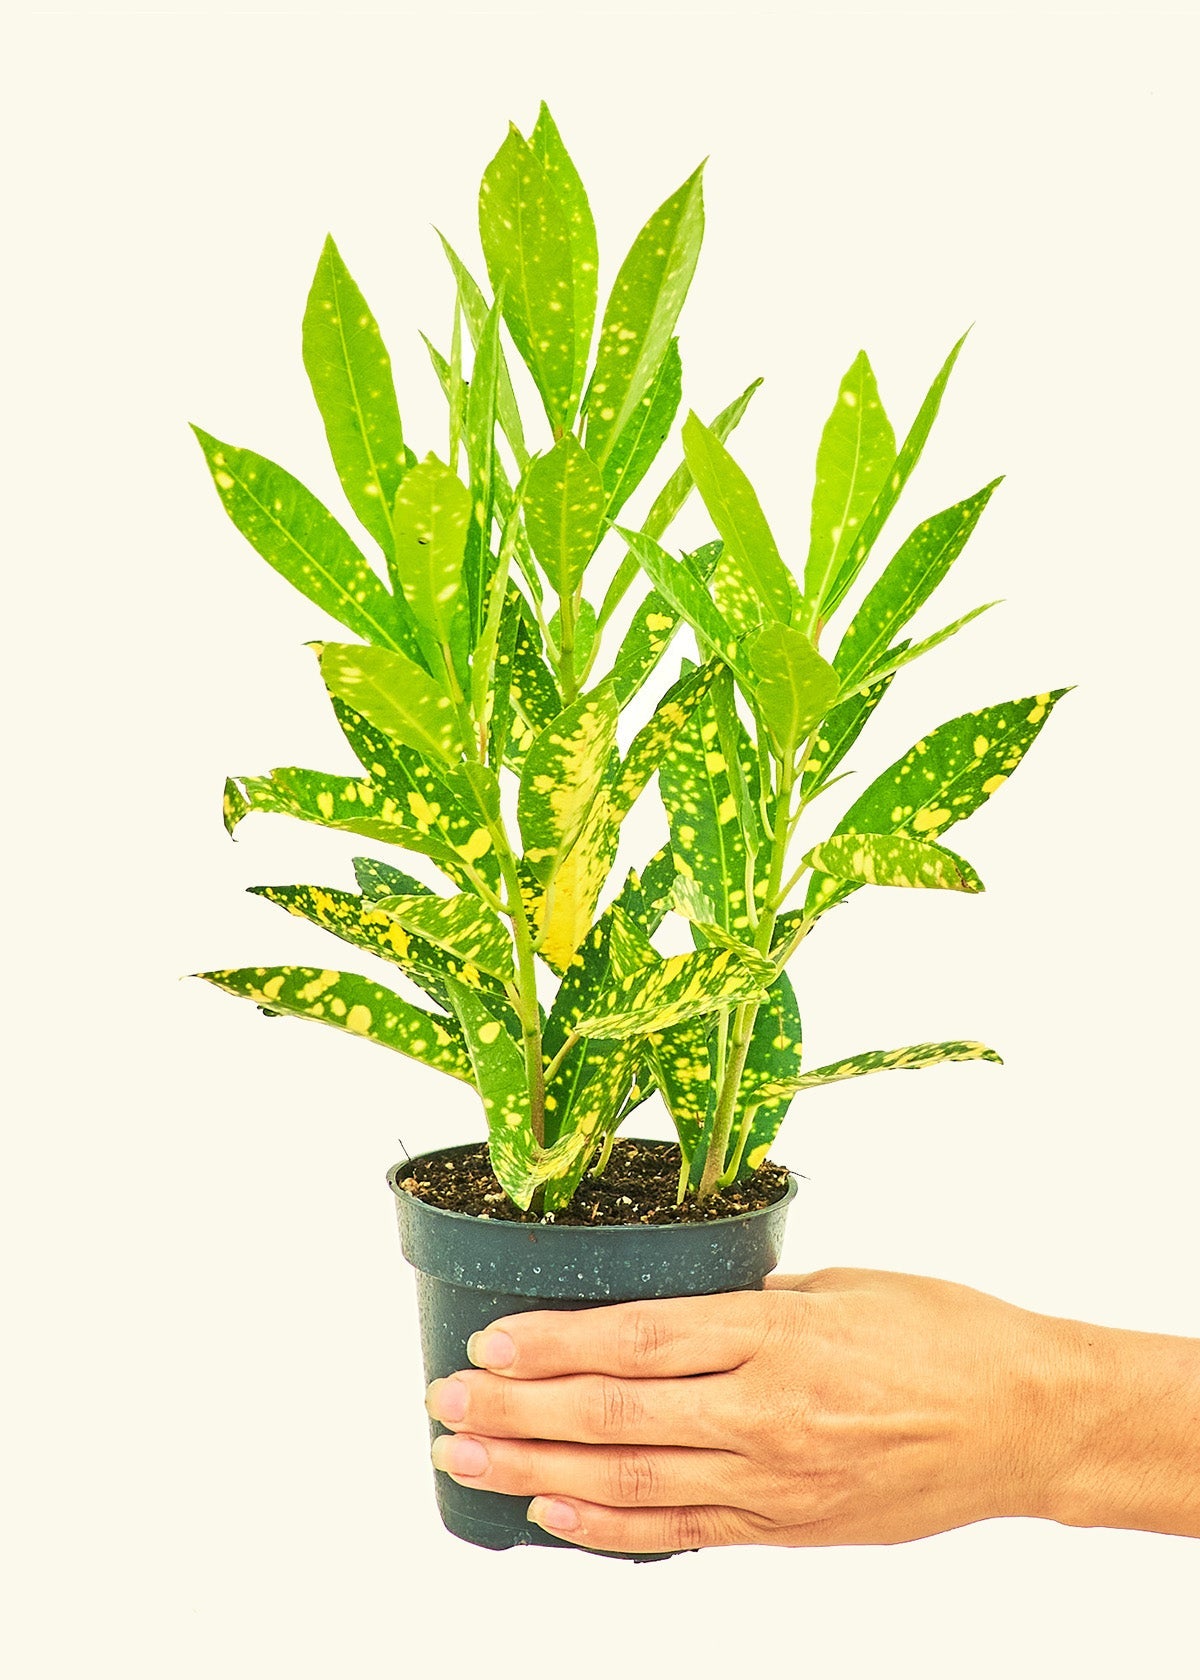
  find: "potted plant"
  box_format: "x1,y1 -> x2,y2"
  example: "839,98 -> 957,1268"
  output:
192,106 -> 1065,1558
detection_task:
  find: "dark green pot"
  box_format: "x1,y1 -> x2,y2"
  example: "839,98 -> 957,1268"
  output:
387,1141 -> 797,1561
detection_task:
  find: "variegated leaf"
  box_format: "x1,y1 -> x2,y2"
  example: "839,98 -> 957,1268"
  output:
747,1039 -> 1002,1108
545,903 -> 658,1057
602,338 -> 683,522
659,682 -> 762,936
800,659 -> 901,797
319,641 -> 466,765
479,126 -> 578,430
617,527 -> 745,673
541,1039 -> 640,1211
192,427 -> 415,654
529,103 -> 597,423
391,455 -> 473,678
437,234 -> 528,469
805,833 -> 985,892
823,330 -> 970,619
849,602 -> 999,690
572,946 -> 771,1040
501,589 -> 562,771
607,540 -> 721,706
833,479 -> 1003,689
352,855 -> 431,900
746,623 -> 840,758
445,979 -> 590,1210
370,891 -> 515,982
518,682 -> 618,884
302,235 -> 412,562
523,435 -> 607,600
195,965 -> 473,1081
681,412 -> 798,623
646,1014 -> 715,1165
805,690 -> 1068,915
462,294 -> 504,640
727,971 -> 804,1180
801,350 -> 895,633
584,164 -> 704,466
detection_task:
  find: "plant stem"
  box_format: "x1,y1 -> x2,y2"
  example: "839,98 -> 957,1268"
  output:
557,590 -> 578,703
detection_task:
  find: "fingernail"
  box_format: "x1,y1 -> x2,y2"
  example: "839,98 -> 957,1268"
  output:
431,1435 -> 488,1476
528,1497 -> 578,1533
425,1378 -> 467,1423
466,1329 -> 516,1370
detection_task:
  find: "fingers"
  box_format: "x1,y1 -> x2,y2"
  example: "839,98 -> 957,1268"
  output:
431,1431 -> 750,1508
465,1293 -> 771,1381
426,1368 -> 732,1447
524,1495 -> 769,1554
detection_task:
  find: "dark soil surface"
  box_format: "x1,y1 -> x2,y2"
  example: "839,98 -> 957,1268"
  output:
398,1137 -> 791,1226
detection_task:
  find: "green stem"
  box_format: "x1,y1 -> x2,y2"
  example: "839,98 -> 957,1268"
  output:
557,589 -> 579,703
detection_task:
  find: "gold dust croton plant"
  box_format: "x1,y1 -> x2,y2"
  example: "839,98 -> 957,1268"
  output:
194,106 -> 1065,1212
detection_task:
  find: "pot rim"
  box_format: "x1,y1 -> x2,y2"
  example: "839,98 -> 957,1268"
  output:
386,1138 -> 799,1233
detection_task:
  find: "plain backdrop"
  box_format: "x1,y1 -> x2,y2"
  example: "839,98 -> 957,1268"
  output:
4,7 -> 1197,1677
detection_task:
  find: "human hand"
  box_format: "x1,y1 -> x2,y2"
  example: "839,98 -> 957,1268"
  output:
424,1267 -> 1089,1553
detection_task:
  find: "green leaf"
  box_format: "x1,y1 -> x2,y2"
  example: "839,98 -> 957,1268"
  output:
617,527 -> 745,672
548,598 -> 597,677
847,602 -> 1000,690
833,479 -> 1003,688
229,765 -> 455,866
478,125 -> 578,430
800,660 -> 901,798
462,293 -> 505,639
436,234 -> 528,469
659,680 -> 761,935
518,682 -> 619,883
196,965 -> 473,1082
370,891 -> 514,982
523,435 -> 608,598
584,164 -> 705,467
801,350 -> 895,631
445,979 -> 591,1210
501,589 -> 563,771
805,833 -> 984,892
730,971 -> 804,1178
597,375 -> 761,633
822,330 -> 971,620
746,622 -> 840,757
681,412 -> 797,623
601,338 -> 683,522
391,455 -> 473,677
352,856 -> 432,900
302,235 -> 411,563
572,945 -> 771,1040
319,641 -> 466,765
646,1014 -> 715,1166
805,689 -> 1069,915
541,1040 -> 640,1211
192,427 -> 413,653
607,540 -> 721,706
529,103 -> 598,425
749,1039 -> 1002,1105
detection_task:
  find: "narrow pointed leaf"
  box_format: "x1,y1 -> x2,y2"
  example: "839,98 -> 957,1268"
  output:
502,589 -> 563,772
833,479 -> 1003,688
681,412 -> 797,623
391,455 -> 472,674
850,602 -> 1000,690
353,856 -> 432,900
302,235 -> 410,561
608,539 -> 721,705
572,946 -> 771,1040
730,971 -> 804,1177
646,1015 -> 715,1164
805,833 -> 984,891
523,435 -> 608,598
462,294 -> 504,638
800,659 -> 901,797
196,966 -> 473,1081
371,891 -> 514,981
823,330 -> 971,619
518,682 -> 618,882
436,234 -> 528,468
584,165 -> 705,466
746,622 -> 840,756
319,641 -> 466,764
445,979 -> 590,1209
479,126 -> 577,429
806,689 -> 1069,915
617,527 -> 745,672
529,103 -> 597,421
541,1040 -> 640,1210
801,350 -> 895,630
659,682 -> 761,935
601,338 -> 683,521
192,427 -> 413,652
751,1039 -> 1002,1103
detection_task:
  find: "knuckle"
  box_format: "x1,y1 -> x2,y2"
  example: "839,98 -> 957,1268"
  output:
611,1448 -> 659,1505
584,1376 -> 641,1440
670,1506 -> 712,1551
618,1307 -> 668,1372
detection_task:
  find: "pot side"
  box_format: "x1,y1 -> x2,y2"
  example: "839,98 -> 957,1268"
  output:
388,1140 -> 798,1560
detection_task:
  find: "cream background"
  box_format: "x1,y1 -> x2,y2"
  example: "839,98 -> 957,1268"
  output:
5,8 -> 1197,1676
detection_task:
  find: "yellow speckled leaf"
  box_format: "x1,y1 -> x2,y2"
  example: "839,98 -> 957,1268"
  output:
806,833 -> 985,892
573,946 -> 771,1040
749,1039 -> 1002,1108
370,891 -> 514,982
523,435 -> 607,599
319,641 -> 466,765
518,682 -> 618,885
195,966 -> 473,1081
